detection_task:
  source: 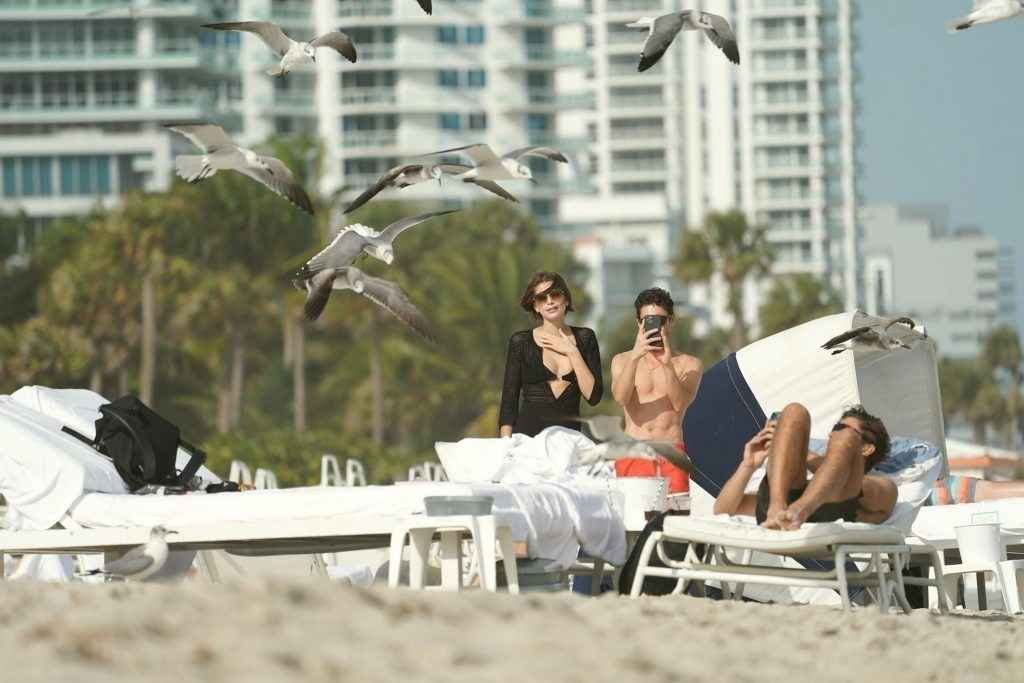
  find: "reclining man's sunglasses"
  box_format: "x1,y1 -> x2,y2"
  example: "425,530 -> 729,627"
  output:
831,421 -> 875,444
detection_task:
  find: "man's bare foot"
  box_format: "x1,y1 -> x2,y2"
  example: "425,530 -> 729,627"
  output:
779,505 -> 807,530
761,506 -> 786,529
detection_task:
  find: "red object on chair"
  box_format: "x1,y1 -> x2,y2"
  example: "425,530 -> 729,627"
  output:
614,441 -> 689,493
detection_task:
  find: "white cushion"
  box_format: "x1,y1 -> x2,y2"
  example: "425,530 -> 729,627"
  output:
662,515 -> 906,556
434,438 -> 511,483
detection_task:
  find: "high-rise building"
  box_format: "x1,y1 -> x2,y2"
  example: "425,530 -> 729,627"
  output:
0,0 -> 595,239
562,0 -> 862,330
862,203 -> 1015,359
0,0 -> 242,240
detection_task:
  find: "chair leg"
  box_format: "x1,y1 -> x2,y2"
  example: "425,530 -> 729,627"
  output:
998,561 -> 1024,614
926,549 -> 950,614
408,529 -> 433,590
438,530 -> 463,592
835,548 -> 852,611
629,532 -> 661,598
875,554 -> 891,614
890,552 -> 913,614
388,528 -> 408,588
474,517 -> 498,592
497,526 -> 519,595
590,559 -> 605,597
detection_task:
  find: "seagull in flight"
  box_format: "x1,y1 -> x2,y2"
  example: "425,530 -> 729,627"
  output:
203,21 -> 357,76
343,162 -> 519,214
948,1 -> 1023,32
165,123 -> 314,214
79,526 -> 174,582
422,143 -> 569,183
821,323 -> 914,356
293,266 -> 436,340
627,10 -> 739,71
572,415 -> 693,471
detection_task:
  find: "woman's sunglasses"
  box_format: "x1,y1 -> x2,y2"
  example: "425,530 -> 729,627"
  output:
832,422 -> 875,444
533,288 -> 566,304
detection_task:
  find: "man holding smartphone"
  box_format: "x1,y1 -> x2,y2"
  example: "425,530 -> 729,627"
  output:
609,288 -> 703,492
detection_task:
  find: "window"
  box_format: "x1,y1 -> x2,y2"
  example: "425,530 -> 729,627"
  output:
0,157 -> 52,197
439,112 -> 461,130
465,25 -> 485,44
41,74 -> 87,109
59,155 -> 110,196
466,69 -> 486,88
438,69 -> 459,87
437,25 -> 458,44
2,159 -> 15,197
468,112 -> 487,130
94,72 -> 137,107
526,113 -> 550,133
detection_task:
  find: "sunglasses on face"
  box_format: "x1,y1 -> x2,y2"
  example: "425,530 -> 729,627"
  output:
831,421 -> 875,444
533,289 -> 566,304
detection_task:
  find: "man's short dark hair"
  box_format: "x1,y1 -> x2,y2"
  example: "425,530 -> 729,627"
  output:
842,405 -> 890,471
634,287 -> 674,319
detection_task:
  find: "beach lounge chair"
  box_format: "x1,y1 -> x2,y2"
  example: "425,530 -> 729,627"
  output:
628,312 -> 951,609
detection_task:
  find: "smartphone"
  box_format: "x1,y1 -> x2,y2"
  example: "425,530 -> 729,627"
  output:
642,315 -> 664,348
768,411 -> 782,424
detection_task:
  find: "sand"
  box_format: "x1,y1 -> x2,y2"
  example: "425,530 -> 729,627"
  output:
1,579 -> 1022,683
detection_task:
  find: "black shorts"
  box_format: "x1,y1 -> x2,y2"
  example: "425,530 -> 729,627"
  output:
755,477 -> 860,525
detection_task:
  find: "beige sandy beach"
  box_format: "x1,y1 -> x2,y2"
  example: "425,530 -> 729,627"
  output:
2,579 -> 1021,683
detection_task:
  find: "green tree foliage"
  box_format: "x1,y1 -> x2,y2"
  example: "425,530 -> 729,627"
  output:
673,209 -> 773,349
758,274 -> 844,338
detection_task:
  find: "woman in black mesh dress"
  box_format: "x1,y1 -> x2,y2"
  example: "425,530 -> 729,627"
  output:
498,272 -> 603,437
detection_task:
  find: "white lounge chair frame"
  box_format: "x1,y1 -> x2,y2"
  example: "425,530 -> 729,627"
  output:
629,523 -> 949,613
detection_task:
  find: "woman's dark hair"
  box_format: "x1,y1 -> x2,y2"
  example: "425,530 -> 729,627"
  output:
519,271 -> 575,317
634,287 -> 675,319
842,405 -> 891,471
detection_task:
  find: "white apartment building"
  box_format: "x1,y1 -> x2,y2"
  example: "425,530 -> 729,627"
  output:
563,0 -> 862,330
862,203 -> 1015,359
0,0 -> 242,239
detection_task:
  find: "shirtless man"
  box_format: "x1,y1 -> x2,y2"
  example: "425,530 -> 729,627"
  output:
610,288 -> 702,490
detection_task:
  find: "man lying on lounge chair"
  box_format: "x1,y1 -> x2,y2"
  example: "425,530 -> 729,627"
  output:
713,403 -> 898,530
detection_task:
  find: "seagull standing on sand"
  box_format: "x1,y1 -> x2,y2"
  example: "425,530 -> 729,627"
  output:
165,123 -> 315,214
627,10 -> 739,71
343,162 -> 519,213
948,1 -> 1023,32
422,143 -> 569,183
80,526 -> 174,582
293,265 -> 436,340
202,21 -> 357,76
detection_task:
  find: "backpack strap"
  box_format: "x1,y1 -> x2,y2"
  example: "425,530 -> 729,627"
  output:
176,439 -> 207,486
61,425 -> 96,449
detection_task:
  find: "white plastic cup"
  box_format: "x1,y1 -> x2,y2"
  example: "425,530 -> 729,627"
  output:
954,522 -> 1004,565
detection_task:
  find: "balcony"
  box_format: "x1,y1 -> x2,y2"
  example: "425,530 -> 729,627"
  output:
340,130 -> 400,150
497,47 -> 591,69
340,87 -> 399,106
494,0 -> 586,24
270,0 -> 312,24
501,89 -> 594,111
336,0 -> 392,19
0,0 -> 219,20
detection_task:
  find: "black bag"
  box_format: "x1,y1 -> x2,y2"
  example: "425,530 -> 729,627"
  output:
617,511 -> 700,596
63,395 -> 206,492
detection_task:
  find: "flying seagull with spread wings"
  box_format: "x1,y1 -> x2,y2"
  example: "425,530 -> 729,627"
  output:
572,415 -> 693,471
165,123 -> 314,214
203,21 -> 356,75
293,266 -> 436,340
948,0 -> 1023,32
821,324 -> 914,356
343,161 -> 519,213
627,10 -> 739,71
422,143 -> 568,184
79,526 -> 174,582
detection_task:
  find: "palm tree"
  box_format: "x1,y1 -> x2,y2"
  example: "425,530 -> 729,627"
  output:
673,210 -> 774,349
758,274 -> 843,338
983,325 -> 1022,448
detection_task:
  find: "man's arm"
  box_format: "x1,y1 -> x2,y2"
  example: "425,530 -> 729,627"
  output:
610,351 -> 640,406
857,475 -> 898,524
713,463 -> 758,517
662,355 -> 702,413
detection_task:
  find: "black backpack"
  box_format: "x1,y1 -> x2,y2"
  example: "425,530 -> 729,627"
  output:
63,395 -> 206,492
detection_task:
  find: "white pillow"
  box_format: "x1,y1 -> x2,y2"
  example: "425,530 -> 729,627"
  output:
434,437 -> 512,483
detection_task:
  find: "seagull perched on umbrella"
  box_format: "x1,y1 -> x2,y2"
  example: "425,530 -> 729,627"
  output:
202,21 -> 357,76
572,415 -> 693,471
79,526 -> 174,582
343,162 -> 519,214
948,1 -> 1023,32
293,266 -> 436,340
422,143 -> 569,183
821,321 -> 915,356
627,10 -> 739,71
165,123 -> 314,214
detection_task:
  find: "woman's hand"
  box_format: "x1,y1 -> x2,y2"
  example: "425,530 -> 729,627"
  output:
741,425 -> 774,469
536,329 -> 578,355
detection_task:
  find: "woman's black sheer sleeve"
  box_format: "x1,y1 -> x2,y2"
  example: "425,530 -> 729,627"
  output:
582,329 -> 604,406
498,333 -> 523,430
